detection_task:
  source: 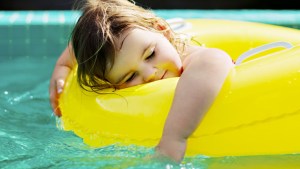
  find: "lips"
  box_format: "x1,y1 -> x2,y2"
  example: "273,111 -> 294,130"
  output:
160,71 -> 167,80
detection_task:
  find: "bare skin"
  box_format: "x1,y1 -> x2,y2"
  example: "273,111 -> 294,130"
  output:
49,44 -> 76,117
156,47 -> 233,161
49,28 -> 234,162
105,28 -> 234,162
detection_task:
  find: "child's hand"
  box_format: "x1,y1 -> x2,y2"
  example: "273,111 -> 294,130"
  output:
49,67 -> 70,117
155,136 -> 187,162
49,45 -> 76,117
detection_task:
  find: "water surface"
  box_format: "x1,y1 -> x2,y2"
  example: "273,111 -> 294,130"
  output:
1,56 -> 300,169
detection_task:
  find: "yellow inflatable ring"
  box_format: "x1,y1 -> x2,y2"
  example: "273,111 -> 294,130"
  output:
59,19 -> 300,156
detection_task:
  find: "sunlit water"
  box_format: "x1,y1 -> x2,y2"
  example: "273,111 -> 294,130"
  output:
1,56 -> 300,169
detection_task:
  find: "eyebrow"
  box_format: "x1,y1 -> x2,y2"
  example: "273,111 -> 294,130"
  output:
115,44 -> 150,84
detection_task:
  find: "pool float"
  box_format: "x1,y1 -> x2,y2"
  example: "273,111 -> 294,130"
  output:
59,19 -> 300,156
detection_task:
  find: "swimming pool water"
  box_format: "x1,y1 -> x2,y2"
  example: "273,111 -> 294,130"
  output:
1,10 -> 300,169
1,41 -> 300,169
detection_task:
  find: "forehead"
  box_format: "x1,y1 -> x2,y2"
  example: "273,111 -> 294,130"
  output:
118,28 -> 153,48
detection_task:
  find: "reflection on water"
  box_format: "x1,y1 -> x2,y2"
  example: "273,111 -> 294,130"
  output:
1,57 -> 300,169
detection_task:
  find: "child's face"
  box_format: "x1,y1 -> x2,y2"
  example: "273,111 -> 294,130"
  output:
105,28 -> 183,89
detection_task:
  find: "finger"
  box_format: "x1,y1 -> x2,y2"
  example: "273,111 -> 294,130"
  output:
49,66 -> 71,117
56,79 -> 65,94
54,106 -> 62,117
50,99 -> 61,117
50,79 -> 65,117
49,84 -> 61,117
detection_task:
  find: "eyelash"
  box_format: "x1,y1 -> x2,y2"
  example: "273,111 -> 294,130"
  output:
146,50 -> 155,60
126,72 -> 136,83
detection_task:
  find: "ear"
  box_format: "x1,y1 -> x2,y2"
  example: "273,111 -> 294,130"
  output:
154,20 -> 172,40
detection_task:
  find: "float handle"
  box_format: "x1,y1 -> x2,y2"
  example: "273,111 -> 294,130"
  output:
235,41 -> 293,65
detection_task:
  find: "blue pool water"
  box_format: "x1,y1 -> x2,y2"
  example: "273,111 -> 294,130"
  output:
1,10 -> 300,169
2,43 -> 300,169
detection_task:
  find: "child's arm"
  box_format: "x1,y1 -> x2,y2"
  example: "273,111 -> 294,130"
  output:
156,47 -> 234,162
49,44 -> 76,116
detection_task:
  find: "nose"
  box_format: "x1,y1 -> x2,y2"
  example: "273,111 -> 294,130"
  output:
144,72 -> 155,82
141,65 -> 156,83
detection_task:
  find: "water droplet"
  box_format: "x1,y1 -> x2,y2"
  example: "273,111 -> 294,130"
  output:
4,91 -> 8,95
166,164 -> 174,169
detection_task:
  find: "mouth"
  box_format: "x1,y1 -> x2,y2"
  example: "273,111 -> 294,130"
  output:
160,71 -> 167,80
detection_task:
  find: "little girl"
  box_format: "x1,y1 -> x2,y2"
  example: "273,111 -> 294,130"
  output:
49,0 -> 234,162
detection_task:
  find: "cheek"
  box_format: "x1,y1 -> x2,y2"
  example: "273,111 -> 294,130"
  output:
158,44 -> 180,61
165,52 -> 182,68
157,50 -> 182,70
119,77 -> 143,89
156,38 -> 182,68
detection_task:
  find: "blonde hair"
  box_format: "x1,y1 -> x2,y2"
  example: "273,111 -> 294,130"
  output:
72,0 -> 187,92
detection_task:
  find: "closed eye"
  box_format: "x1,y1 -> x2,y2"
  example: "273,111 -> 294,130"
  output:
125,72 -> 136,83
145,50 -> 155,60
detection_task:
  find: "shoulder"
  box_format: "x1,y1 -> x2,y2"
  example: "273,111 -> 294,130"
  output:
182,45 -> 233,70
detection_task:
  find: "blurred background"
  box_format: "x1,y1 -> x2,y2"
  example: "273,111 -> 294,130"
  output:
0,0 -> 299,10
